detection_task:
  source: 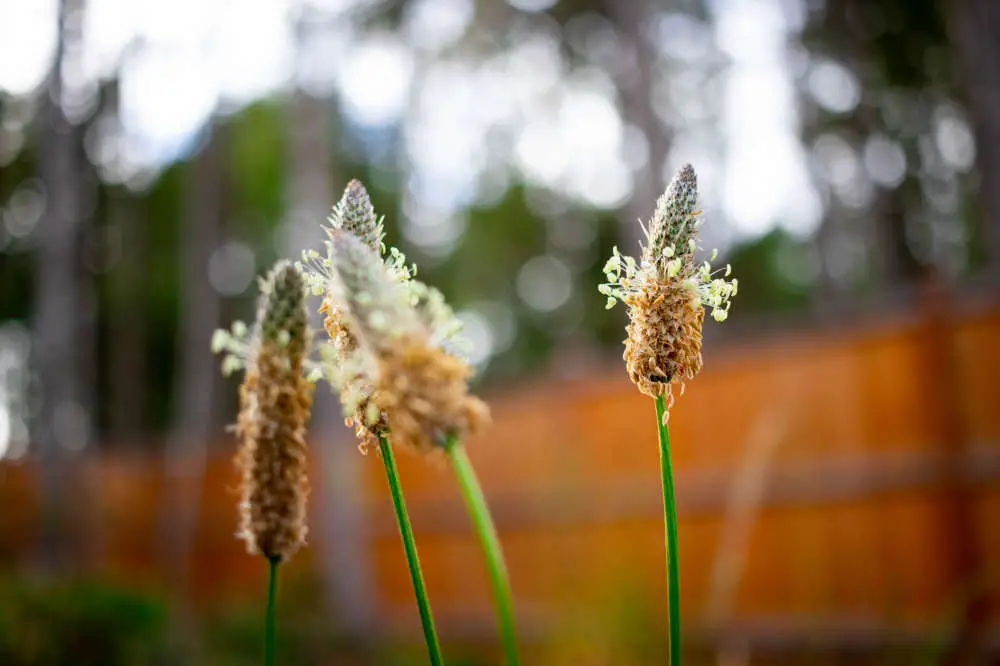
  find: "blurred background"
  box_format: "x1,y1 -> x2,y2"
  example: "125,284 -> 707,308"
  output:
0,0 -> 998,663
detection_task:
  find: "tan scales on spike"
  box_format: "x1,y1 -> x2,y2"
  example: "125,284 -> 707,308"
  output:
234,261 -> 313,561
600,163 -> 738,417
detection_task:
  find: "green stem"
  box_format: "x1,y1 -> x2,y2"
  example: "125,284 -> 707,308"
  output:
265,556 -> 279,666
655,395 -> 681,666
443,436 -> 520,666
378,436 -> 444,666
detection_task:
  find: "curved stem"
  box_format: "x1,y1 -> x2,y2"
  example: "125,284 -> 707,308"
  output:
379,436 -> 444,666
265,556 -> 279,666
655,395 -> 681,666
443,436 -> 520,666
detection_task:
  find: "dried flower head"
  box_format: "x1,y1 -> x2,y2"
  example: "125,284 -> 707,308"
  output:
375,335 -> 490,451
233,261 -> 313,561
599,164 -> 737,406
327,232 -> 489,452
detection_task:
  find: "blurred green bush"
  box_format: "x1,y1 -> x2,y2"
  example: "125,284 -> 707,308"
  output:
0,577 -> 171,666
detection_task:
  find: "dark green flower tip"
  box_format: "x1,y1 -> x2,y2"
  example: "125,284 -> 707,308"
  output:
330,179 -> 382,253
256,260 -> 309,356
648,163 -> 700,272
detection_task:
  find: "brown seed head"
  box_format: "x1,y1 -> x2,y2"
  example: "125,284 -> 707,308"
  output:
235,261 -> 313,561
623,277 -> 704,404
324,232 -> 417,451
319,292 -> 385,453
374,334 -> 490,453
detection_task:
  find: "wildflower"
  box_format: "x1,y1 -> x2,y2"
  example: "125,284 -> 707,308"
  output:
599,164 -> 737,404
299,179 -> 474,452
232,261 -> 313,561
310,183 -> 508,663
304,179 -> 389,356
292,181 -> 387,449
327,232 -> 489,452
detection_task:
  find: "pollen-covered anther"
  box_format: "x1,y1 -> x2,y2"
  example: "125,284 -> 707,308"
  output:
320,294 -> 358,358
344,395 -> 388,454
319,294 -> 387,453
374,335 -> 490,453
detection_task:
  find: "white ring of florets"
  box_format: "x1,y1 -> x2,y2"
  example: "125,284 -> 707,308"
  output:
599,240 -> 737,323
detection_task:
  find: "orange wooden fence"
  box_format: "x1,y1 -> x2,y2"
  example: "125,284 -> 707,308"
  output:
1,294 -> 998,656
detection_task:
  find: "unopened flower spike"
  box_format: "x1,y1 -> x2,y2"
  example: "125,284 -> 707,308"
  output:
599,163 -> 737,409
299,180 -> 392,297
329,179 -> 384,253
232,260 -> 314,562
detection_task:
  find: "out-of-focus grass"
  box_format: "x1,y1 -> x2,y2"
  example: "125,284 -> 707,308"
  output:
0,577 -> 172,666
0,571 -> 495,666
0,570 -> 974,665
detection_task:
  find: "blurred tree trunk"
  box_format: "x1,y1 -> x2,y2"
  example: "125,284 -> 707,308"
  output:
948,0 -> 1000,277
811,208 -> 850,317
32,0 -> 92,573
288,13 -> 376,634
872,181 -> 923,286
851,9 -> 923,290
604,0 -> 671,252
811,1 -> 924,294
161,123 -> 225,592
108,192 -> 147,443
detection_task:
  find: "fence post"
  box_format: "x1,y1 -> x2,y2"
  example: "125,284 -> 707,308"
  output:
917,270 -> 987,664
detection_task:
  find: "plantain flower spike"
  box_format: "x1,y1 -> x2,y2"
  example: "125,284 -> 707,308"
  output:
293,181 -> 385,449
298,178 -> 471,452
328,232 -> 489,453
234,260 -> 313,561
599,163 -> 737,409
329,179 -> 384,253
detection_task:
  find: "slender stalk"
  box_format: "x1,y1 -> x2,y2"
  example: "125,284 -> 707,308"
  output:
655,394 -> 681,666
378,436 -> 444,666
443,436 -> 520,666
265,556 -> 279,666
